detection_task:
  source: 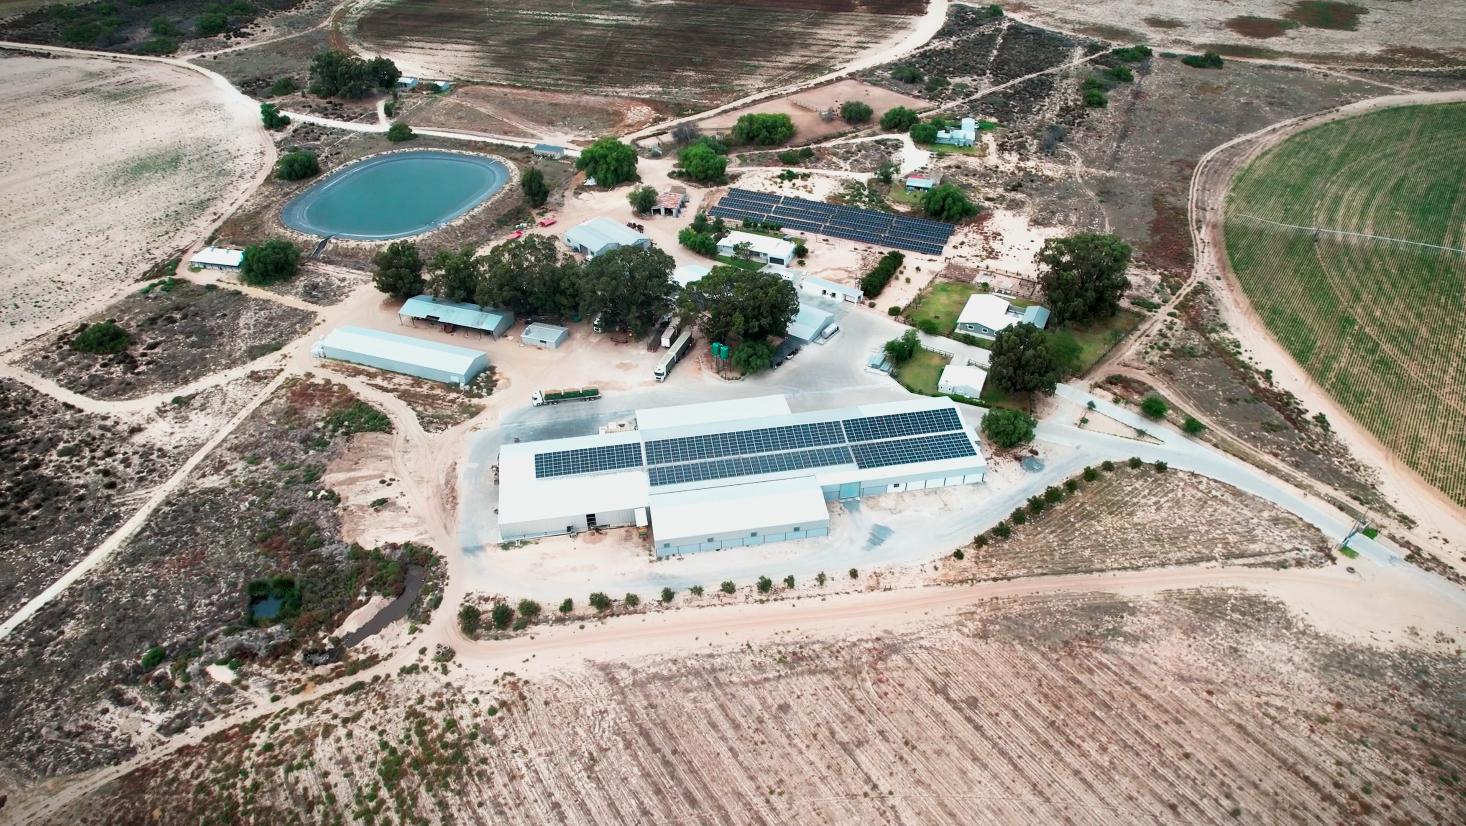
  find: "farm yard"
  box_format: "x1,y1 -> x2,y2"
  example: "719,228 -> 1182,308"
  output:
46,587 -> 1466,825
351,0 -> 926,109
1224,103 -> 1466,506
941,466 -> 1329,583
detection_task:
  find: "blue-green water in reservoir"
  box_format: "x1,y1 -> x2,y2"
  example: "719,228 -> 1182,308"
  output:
280,150 -> 510,240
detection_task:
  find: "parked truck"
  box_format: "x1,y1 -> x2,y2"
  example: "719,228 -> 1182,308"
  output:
660,316 -> 682,349
531,387 -> 600,406
653,330 -> 693,382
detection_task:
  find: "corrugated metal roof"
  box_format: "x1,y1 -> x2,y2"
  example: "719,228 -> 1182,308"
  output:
191,246 -> 243,267
522,323 -> 568,345
718,231 -> 796,260
399,295 -> 512,333
648,476 -> 828,543
565,217 -> 647,254
787,303 -> 834,341
315,326 -> 487,380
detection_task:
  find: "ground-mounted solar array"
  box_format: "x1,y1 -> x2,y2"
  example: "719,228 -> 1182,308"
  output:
533,404 -> 977,487
708,188 -> 954,255
534,442 -> 645,479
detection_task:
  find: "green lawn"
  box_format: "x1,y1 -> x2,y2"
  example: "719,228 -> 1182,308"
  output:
887,186 -> 924,207
715,255 -> 763,271
893,348 -> 949,396
1061,310 -> 1142,375
905,282 -> 981,334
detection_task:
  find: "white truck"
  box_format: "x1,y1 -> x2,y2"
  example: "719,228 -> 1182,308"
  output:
660,316 -> 682,349
653,330 -> 693,382
531,387 -> 600,406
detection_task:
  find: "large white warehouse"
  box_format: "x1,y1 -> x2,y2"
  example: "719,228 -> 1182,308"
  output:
497,395 -> 986,557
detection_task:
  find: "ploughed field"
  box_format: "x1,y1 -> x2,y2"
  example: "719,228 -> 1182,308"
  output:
1224,103 -> 1466,507
353,0 -> 924,108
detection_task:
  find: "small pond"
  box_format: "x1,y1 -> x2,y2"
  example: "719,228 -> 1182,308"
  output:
280,150 -> 510,241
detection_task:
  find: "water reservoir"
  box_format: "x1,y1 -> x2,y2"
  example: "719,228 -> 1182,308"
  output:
280,150 -> 510,240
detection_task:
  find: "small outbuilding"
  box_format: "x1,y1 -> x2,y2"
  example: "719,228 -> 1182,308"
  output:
905,173 -> 941,192
673,263 -> 711,289
937,117 -> 977,147
395,77 -> 419,91
190,246 -> 244,270
652,187 -> 687,217
522,322 -> 569,350
799,275 -> 862,304
938,364 -> 989,398
313,326 -> 489,387
534,143 -> 566,160
717,231 -> 797,266
565,217 -> 650,257
786,303 -> 834,342
399,294 -> 514,338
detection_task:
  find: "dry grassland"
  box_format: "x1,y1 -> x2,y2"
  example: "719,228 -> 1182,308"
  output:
0,54 -> 266,351
940,467 -> 1329,583
55,589 -> 1466,824
352,0 -> 922,109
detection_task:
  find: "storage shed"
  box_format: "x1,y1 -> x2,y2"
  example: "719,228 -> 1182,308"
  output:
938,364 -> 989,398
522,322 -> 569,349
313,326 -> 489,387
534,144 -> 566,160
799,275 -> 862,303
190,246 -> 244,270
399,295 -> 514,338
717,231 -> 797,265
787,303 -> 834,342
564,217 -> 649,257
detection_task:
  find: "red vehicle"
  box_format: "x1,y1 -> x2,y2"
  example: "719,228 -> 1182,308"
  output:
537,214 -> 558,227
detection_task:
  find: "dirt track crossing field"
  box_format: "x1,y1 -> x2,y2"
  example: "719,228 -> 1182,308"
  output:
1223,102 -> 1466,507
352,0 -> 924,108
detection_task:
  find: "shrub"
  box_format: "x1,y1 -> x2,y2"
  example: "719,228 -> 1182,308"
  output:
457,604 -> 481,635
848,568 -> 859,579
923,183 -> 980,222
816,572 -> 827,586
240,239 -> 300,285
1011,508 -> 1027,525
589,592 -> 612,612
909,121 -> 939,144
1101,459 -> 1116,471
1111,45 -> 1153,62
1181,51 -> 1224,69
1044,485 -> 1064,503
1140,394 -> 1169,419
840,100 -> 873,123
756,576 -> 773,594
1183,416 -> 1206,435
879,106 -> 919,131
195,11 -> 227,37
490,603 -> 514,630
386,122 -> 415,142
624,593 -> 641,608
993,521 -> 1011,539
982,408 -> 1037,448
275,149 -> 319,181
1082,88 -> 1108,108
1128,456 -> 1144,469
659,587 -> 675,604
952,549 -> 965,560
628,185 -> 658,214
260,102 -> 289,130
517,599 -> 541,620
1027,496 -> 1045,515
73,320 -> 130,354
678,141 -> 727,182
1154,460 -> 1168,473
783,575 -> 795,589
720,581 -> 736,594
678,227 -> 719,256
973,535 -> 988,548
1064,478 -> 1079,493
270,77 -> 298,96
887,305 -> 902,317
1083,466 -> 1099,481
891,64 -> 923,83
140,646 -> 165,671
884,329 -> 920,365
558,598 -> 573,614
690,585 -> 705,596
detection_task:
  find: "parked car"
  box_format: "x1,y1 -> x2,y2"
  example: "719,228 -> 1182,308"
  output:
787,346 -> 802,359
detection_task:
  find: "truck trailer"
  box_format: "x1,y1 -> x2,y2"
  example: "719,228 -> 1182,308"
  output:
531,387 -> 601,406
660,316 -> 682,349
653,330 -> 693,382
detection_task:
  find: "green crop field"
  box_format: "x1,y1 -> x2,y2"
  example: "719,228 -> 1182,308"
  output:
1224,103 -> 1466,506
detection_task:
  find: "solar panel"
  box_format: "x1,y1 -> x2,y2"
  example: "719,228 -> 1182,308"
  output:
644,420 -> 847,465
843,407 -> 964,443
648,445 -> 854,487
718,189 -> 953,255
849,432 -> 976,470
534,442 -> 645,479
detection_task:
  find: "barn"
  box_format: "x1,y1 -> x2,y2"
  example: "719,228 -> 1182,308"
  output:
312,326 -> 489,387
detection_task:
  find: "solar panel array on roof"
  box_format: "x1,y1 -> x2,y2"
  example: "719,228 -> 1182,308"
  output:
534,442 -> 644,479
708,189 -> 954,255
644,421 -> 846,466
849,432 -> 977,470
841,407 -> 964,443
648,446 -> 854,487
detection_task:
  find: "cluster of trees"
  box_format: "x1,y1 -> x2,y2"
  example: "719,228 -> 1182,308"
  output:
883,329 -> 920,365
1037,233 -> 1131,326
981,408 -> 1036,448
678,137 -> 728,183
576,137 -> 638,187
371,236 -> 679,338
677,266 -> 799,373
275,149 -> 319,181
922,182 -> 979,222
730,113 -> 795,146
240,239 -> 301,286
308,50 -> 399,99
879,106 -> 919,132
678,210 -> 727,257
860,250 -> 905,298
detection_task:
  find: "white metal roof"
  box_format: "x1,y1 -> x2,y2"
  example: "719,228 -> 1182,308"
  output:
399,295 -> 512,332
191,246 -> 244,267
522,322 -> 568,342
718,231 -> 796,260
800,275 -> 862,298
565,217 -> 647,254
497,430 -> 649,525
648,476 -> 828,542
673,263 -> 711,288
787,303 -> 834,341
939,364 -> 989,396
957,293 -> 1025,331
636,394 -> 790,433
316,326 -> 487,375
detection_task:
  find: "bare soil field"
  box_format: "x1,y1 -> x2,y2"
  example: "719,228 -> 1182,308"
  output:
0,377 -> 431,783
698,79 -> 931,145
49,588 -> 1466,824
0,0 -> 304,55
942,465 -> 1329,583
249,261 -> 363,306
325,361 -> 490,433
1012,0 -> 1466,66
351,0 -> 924,110
409,84 -> 668,144
19,280 -> 316,400
0,53 -> 267,352
190,24 -> 332,100
0,371 -> 276,622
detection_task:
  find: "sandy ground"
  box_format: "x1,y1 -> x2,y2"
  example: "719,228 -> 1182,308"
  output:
0,53 -> 268,352
1011,0 -> 1466,64
696,79 -> 931,143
